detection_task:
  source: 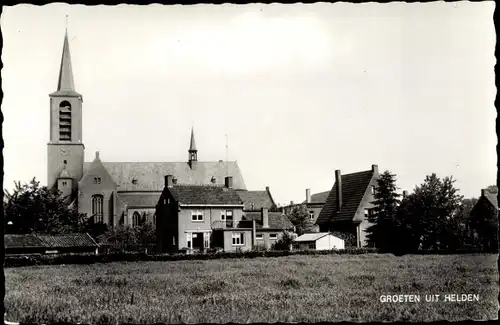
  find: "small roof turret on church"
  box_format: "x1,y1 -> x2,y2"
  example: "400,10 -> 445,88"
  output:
50,27 -> 82,98
188,127 -> 198,166
189,127 -> 197,152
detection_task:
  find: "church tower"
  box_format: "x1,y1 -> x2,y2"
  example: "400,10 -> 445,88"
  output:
47,28 -> 84,196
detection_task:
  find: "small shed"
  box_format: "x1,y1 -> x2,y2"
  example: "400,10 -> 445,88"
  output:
5,233 -> 100,255
4,234 -> 46,256
293,232 -> 345,251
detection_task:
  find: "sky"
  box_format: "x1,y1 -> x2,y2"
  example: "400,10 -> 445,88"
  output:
1,2 -> 496,205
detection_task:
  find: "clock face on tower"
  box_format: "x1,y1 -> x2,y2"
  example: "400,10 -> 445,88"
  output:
60,148 -> 68,156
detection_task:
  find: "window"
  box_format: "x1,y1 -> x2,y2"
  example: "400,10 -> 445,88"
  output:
232,233 -> 245,246
63,160 -> 67,165
211,176 -> 216,184
172,177 -> 178,184
364,209 -> 374,219
308,243 -> 315,250
270,234 -> 277,240
187,233 -> 192,249
59,101 -> 72,141
256,234 -> 263,240
131,178 -> 138,185
93,177 -> 101,185
91,195 -> 104,223
191,210 -> 204,222
62,181 -> 67,186
133,211 -> 141,227
172,236 -> 176,246
220,211 -> 226,221
371,186 -> 376,195
309,211 -> 315,220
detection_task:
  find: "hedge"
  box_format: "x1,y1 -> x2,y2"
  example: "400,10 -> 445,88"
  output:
4,247 -> 496,268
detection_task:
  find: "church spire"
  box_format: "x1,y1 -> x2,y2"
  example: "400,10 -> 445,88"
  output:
56,24 -> 75,92
188,127 -> 198,165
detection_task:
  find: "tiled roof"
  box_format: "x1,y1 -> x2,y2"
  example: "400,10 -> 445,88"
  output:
236,190 -> 276,211
241,212 -> 294,230
294,232 -> 335,242
169,185 -> 244,205
483,191 -> 498,209
302,190 -> 330,204
84,161 -> 246,191
317,170 -> 375,224
117,192 -> 161,208
37,233 -> 99,248
4,233 -> 99,249
4,234 -> 45,249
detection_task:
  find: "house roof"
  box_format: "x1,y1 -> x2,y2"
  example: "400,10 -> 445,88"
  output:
317,169 -> 375,224
117,192 -> 161,208
241,212 -> 294,230
169,185 -> 243,205
294,232 -> 340,242
236,190 -> 276,211
302,190 -> 330,204
83,161 -> 246,191
4,233 -> 99,249
4,234 -> 45,249
483,191 -> 498,209
37,233 -> 99,248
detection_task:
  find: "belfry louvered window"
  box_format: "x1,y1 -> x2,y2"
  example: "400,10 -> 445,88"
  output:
59,101 -> 72,141
91,194 -> 104,223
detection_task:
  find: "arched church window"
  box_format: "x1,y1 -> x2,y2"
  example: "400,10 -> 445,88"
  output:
133,211 -> 141,227
91,194 -> 104,223
59,101 -> 72,141
211,177 -> 216,184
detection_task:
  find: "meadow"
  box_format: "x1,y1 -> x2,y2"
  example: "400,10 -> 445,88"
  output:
5,253 -> 498,323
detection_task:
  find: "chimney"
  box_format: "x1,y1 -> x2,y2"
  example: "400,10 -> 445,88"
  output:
225,176 -> 233,188
481,189 -> 486,197
403,190 -> 408,199
371,164 -> 378,174
165,175 -> 173,188
95,151 -> 100,159
306,188 -> 311,203
290,200 -> 294,205
265,186 -> 270,192
262,207 -> 269,228
335,170 -> 342,212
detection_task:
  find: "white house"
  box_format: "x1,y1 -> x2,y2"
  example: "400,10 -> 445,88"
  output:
293,232 -> 345,251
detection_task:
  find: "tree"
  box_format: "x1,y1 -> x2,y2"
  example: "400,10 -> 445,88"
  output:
4,178 -> 81,234
286,204 -> 315,235
365,170 -> 401,252
272,231 -> 297,251
406,174 -> 463,250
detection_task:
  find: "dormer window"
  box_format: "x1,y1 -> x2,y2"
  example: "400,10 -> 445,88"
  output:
132,178 -> 138,185
172,177 -> 178,184
93,177 -> 101,185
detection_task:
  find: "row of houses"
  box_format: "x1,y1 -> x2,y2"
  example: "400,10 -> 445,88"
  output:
153,164 -> 381,253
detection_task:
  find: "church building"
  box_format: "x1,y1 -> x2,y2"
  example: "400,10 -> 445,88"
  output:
47,30 -> 247,226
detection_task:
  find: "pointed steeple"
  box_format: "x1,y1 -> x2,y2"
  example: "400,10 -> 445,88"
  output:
189,127 -> 197,152
188,127 -> 198,165
50,22 -> 81,98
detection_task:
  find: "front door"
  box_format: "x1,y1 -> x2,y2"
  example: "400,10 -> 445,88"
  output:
192,232 -> 204,250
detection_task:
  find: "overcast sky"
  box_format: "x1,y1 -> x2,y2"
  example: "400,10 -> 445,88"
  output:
1,2 -> 496,205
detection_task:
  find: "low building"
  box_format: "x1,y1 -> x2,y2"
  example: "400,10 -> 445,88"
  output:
293,232 -> 345,250
316,164 -> 380,248
4,233 -> 99,255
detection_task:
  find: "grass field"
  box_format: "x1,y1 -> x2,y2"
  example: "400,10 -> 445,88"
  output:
5,253 -> 498,323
